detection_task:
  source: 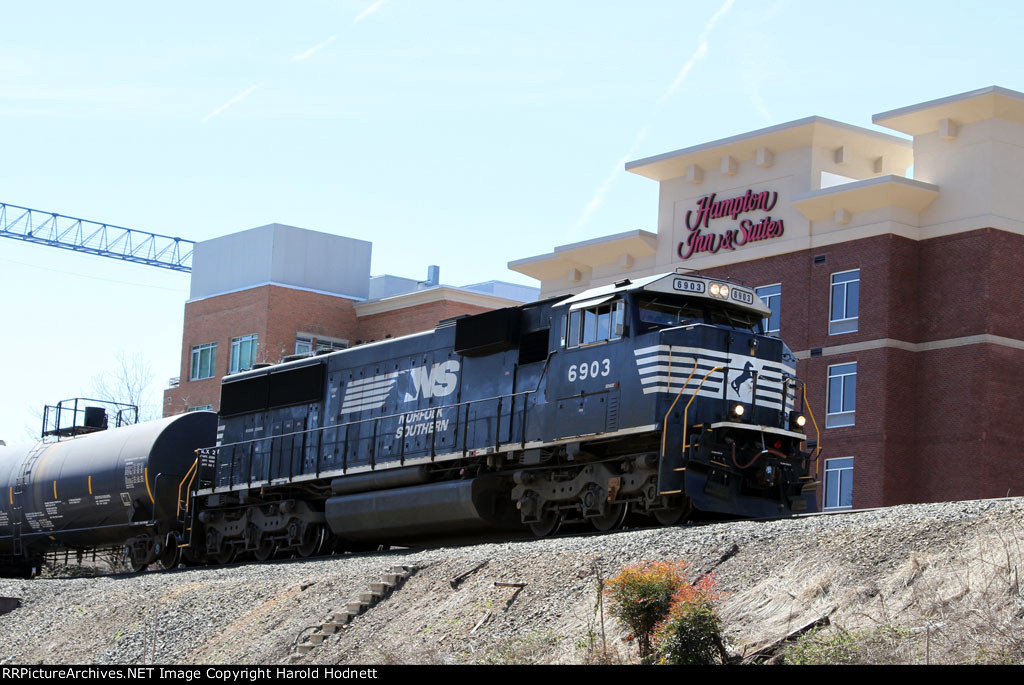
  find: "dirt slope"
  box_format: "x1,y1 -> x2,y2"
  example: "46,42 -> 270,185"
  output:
1,497 -> 1022,665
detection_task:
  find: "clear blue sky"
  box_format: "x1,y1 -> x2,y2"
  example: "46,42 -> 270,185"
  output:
2,0 -> 1021,441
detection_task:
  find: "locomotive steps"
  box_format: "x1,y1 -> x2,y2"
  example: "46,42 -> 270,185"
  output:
291,564 -> 418,659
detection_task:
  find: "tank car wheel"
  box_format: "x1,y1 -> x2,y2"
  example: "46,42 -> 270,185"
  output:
130,558 -> 150,573
528,509 -> 561,537
296,524 -> 325,558
653,497 -> 693,526
157,534 -> 182,570
590,502 -> 628,532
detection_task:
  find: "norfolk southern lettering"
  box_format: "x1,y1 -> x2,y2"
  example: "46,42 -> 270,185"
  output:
680,188 -> 784,259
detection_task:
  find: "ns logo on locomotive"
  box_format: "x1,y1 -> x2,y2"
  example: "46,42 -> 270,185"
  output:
0,272 -> 820,576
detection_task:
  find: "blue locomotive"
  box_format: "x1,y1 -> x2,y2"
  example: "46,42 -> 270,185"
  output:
0,272 -> 820,574
190,271 -> 820,561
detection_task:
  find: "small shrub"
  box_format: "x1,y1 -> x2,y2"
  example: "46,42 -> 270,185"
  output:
655,575 -> 726,665
604,560 -> 688,658
783,625 -> 914,665
784,628 -> 860,665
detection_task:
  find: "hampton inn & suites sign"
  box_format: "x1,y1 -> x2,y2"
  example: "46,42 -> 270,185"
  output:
680,188 -> 785,259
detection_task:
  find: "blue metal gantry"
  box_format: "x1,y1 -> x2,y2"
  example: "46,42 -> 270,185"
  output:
0,202 -> 194,272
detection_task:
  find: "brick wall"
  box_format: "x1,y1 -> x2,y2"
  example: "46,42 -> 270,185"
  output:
163,285 -> 360,415
696,228 -> 1024,508
356,301 -> 495,342
163,288 -> 500,416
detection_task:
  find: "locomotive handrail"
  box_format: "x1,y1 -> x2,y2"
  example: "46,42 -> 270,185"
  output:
681,366 -> 725,461
197,356 -> 557,491
199,387 -> 540,453
800,381 -> 823,476
177,457 -> 199,518
660,355 -> 700,458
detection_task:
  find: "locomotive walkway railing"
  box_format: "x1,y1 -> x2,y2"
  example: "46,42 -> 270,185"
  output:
193,386 -> 545,496
192,354 -> 556,497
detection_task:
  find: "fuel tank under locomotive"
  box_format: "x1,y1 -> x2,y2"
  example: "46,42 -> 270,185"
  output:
0,412 -> 217,563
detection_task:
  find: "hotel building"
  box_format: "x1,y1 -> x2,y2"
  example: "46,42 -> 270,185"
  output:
511,86 -> 1024,510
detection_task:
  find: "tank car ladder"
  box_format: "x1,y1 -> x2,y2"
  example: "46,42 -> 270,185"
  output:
10,441 -> 50,557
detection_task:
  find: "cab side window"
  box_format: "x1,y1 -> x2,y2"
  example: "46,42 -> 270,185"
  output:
566,300 -> 624,348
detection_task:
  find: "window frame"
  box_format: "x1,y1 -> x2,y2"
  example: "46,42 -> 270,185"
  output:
565,299 -> 624,349
296,333 -> 348,355
829,269 -> 860,335
189,342 -> 217,381
295,336 -> 313,355
755,283 -> 781,335
823,456 -> 854,510
826,361 -> 857,428
230,334 -> 259,374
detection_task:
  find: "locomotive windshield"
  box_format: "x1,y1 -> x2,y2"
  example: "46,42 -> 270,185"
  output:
636,295 -> 761,333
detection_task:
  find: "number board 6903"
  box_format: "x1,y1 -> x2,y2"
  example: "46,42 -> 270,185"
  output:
568,359 -> 611,382
673,278 -> 706,294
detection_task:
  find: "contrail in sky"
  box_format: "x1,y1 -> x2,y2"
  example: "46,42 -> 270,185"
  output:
290,35 -> 337,63
202,84 -> 262,124
354,0 -> 388,23
571,0 -> 735,238
202,1 -> 387,123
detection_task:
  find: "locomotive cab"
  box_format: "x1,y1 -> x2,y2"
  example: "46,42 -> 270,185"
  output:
621,274 -> 818,518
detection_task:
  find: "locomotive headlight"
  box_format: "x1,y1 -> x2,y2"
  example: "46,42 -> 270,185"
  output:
720,285 -> 730,298
796,415 -> 807,427
732,403 -> 745,417
710,283 -> 721,297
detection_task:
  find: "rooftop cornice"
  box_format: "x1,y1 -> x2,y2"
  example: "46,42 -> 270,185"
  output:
625,116 -> 911,182
873,86 -> 1024,136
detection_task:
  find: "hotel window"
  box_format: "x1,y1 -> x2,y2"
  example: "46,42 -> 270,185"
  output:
829,269 -> 859,335
755,284 -> 781,335
230,334 -> 258,373
826,362 -> 856,428
566,299 -> 624,348
316,336 -> 348,352
189,342 -> 217,381
824,457 -> 854,509
295,337 -> 313,355
296,334 -> 348,355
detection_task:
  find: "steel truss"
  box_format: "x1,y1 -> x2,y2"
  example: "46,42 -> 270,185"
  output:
0,201 -> 194,272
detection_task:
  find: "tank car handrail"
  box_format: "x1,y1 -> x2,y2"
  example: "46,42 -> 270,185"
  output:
0,519 -> 159,541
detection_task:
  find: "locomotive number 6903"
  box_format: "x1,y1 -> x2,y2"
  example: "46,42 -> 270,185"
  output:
568,358 -> 611,382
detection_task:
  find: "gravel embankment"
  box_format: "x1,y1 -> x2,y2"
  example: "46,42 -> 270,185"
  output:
1,497 -> 1022,664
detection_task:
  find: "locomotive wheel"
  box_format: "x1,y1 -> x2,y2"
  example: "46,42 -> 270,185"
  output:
590,503 -> 628,532
296,524 -> 325,558
653,497 -> 693,526
130,558 -> 150,573
253,539 -> 276,562
528,509 -> 561,537
214,546 -> 236,565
